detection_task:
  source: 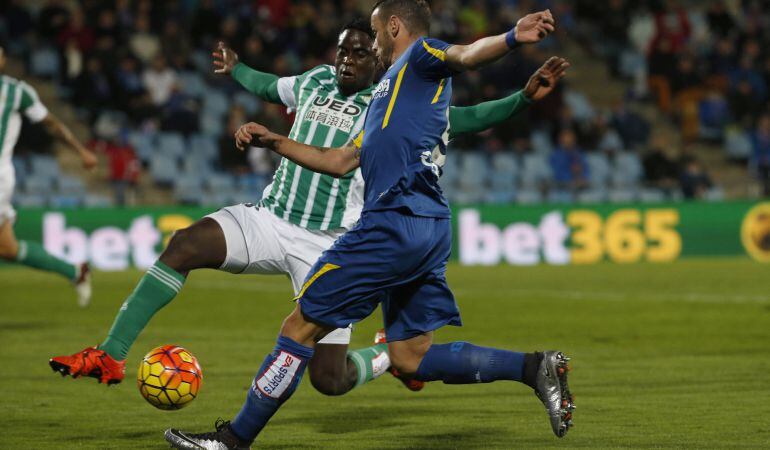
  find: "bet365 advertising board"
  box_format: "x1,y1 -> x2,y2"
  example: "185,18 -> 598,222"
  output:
7,201 -> 770,270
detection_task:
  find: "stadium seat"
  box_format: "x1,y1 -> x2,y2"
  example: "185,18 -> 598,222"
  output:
520,154 -> 552,189
439,151 -> 459,186
12,157 -> 28,182
178,71 -> 208,98
576,188 -> 608,204
564,90 -> 595,122
725,128 -> 753,160
128,130 -> 157,162
531,130 -> 554,155
13,193 -> 47,208
30,155 -> 61,179
22,175 -> 54,196
205,173 -> 236,192
516,189 -> 543,204
608,188 -> 637,203
200,111 -> 225,137
157,132 -> 186,160
547,189 -> 573,204
57,175 -> 87,195
491,152 -> 518,175
149,154 -> 179,186
586,153 -> 611,188
611,152 -> 643,187
705,187 -> 726,202
30,46 -> 61,79
174,177 -> 205,205
189,133 -> 219,161
484,190 -> 516,204
50,195 -> 82,208
83,194 -> 115,207
639,188 -> 667,203
203,90 -> 230,118
234,91 -> 262,116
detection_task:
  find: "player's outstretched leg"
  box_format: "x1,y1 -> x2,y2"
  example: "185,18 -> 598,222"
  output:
165,305 -> 325,449
0,219 -> 91,307
49,218 -> 226,385
390,335 -> 575,438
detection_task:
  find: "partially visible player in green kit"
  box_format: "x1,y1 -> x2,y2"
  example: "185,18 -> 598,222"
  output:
50,18 -> 568,398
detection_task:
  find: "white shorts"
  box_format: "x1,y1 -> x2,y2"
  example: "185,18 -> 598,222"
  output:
0,167 -> 16,226
206,204 -> 352,345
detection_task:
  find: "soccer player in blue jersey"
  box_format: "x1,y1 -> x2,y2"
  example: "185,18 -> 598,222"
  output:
164,2 -> 573,448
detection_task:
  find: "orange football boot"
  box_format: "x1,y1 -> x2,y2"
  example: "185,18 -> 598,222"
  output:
374,329 -> 425,392
49,346 -> 125,385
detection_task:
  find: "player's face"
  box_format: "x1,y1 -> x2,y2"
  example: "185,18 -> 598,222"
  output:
371,8 -> 395,67
335,29 -> 377,95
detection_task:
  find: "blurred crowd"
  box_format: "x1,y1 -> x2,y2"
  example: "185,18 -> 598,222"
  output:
575,0 -> 770,196
0,0 -> 751,206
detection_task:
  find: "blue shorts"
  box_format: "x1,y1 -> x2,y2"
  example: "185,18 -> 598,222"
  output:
296,209 -> 462,341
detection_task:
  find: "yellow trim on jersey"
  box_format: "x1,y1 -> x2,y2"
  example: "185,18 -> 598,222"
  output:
382,64 -> 408,129
422,40 -> 446,61
293,263 -> 341,301
431,79 -> 446,104
352,130 -> 364,149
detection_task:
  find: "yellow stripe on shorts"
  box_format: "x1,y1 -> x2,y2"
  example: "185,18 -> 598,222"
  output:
294,263 -> 341,301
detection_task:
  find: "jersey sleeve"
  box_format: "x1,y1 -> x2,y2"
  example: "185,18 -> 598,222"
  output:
276,76 -> 298,110
19,82 -> 49,123
409,38 -> 454,80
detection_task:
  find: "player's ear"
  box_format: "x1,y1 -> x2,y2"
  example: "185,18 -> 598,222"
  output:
389,15 -> 400,39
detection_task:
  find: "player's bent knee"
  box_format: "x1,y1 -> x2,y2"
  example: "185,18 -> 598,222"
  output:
308,370 -> 349,396
159,227 -> 201,271
0,241 -> 18,260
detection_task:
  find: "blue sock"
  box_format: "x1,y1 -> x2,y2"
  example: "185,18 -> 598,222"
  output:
414,342 -> 525,384
230,336 -> 314,442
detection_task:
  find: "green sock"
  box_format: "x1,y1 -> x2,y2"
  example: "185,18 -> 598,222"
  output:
16,240 -> 77,281
347,343 -> 389,388
98,261 -> 185,361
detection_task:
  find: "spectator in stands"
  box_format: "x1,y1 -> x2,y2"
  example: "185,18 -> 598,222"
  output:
751,114 -> 770,197
57,7 -> 94,54
74,57 -> 112,120
610,100 -> 650,150
37,0 -> 70,42
550,129 -> 589,193
142,55 -> 177,107
642,134 -> 680,195
679,155 -> 713,199
129,13 -> 160,65
219,106 -> 251,175
91,135 -> 140,206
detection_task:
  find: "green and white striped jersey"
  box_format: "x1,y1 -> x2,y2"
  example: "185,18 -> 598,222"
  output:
0,75 -> 48,171
258,65 -> 373,231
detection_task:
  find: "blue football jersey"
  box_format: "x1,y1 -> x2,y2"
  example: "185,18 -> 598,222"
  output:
353,37 -> 454,218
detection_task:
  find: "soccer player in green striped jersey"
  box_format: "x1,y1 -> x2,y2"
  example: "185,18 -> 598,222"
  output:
50,19 -> 569,395
0,46 -> 97,307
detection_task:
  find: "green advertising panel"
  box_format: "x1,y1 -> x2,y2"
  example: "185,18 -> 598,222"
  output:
7,201 -> 770,270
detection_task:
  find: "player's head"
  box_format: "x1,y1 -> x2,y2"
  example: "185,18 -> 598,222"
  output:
371,0 -> 431,66
335,18 -> 377,96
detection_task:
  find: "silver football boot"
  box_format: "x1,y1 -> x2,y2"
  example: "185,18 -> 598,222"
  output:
534,351 -> 574,438
165,419 -> 251,449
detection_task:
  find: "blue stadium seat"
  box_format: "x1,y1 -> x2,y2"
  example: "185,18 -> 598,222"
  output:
12,157 -> 28,182
608,188 -> 637,203
13,193 -> 47,208
639,188 -> 667,203
564,90 -> 595,122
50,195 -> 81,208
725,128 -> 752,160
612,152 -> 643,187
576,188 -> 607,204
547,190 -> 573,204
23,175 -> 54,196
205,173 -> 236,191
484,190 -> 516,204
57,175 -> 86,195
174,177 -> 205,205
128,130 -> 157,162
83,194 -> 115,207
586,153 -> 611,188
189,133 -> 219,161
30,155 -> 61,178
30,46 -> 61,79
200,111 -> 225,137
531,130 -> 554,155
149,154 -> 179,186
516,189 -> 543,204
178,71 -> 208,98
234,91 -> 262,115
520,154 -> 552,189
203,90 -> 230,118
158,132 -> 186,160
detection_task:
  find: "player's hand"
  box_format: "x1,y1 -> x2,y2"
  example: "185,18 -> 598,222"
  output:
212,41 -> 239,75
80,148 -> 98,170
514,9 -> 555,44
523,56 -> 569,101
235,122 -> 281,151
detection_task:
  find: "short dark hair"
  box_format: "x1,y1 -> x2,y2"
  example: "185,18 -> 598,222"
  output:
373,0 -> 431,35
341,17 -> 375,40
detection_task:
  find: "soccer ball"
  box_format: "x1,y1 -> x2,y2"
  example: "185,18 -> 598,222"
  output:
137,345 -> 202,410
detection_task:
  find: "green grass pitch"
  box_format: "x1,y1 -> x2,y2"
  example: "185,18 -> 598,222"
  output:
1,258 -> 769,449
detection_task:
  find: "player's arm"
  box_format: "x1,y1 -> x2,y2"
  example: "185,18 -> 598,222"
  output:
447,56 -> 569,139
234,122 -> 360,178
444,10 -> 555,72
41,114 -> 97,169
19,81 -> 96,169
212,42 -> 283,104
